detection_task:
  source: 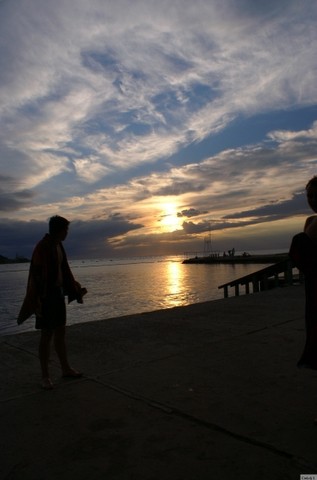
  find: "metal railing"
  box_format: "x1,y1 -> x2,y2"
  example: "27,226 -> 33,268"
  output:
218,259 -> 303,298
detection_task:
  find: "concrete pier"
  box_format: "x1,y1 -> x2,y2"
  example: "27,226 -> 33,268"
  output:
1,284 -> 317,479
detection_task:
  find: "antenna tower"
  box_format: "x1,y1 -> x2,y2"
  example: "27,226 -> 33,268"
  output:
204,232 -> 212,254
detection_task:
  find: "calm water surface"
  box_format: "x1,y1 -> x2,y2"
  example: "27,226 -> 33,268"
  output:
0,255 -> 273,336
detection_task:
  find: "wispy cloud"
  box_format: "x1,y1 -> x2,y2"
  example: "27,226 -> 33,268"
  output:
1,0 -> 317,256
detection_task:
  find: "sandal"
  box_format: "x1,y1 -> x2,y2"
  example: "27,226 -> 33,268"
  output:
62,368 -> 83,378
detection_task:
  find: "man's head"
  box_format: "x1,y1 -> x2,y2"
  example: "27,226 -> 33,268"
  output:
49,216 -> 70,240
306,176 -> 317,213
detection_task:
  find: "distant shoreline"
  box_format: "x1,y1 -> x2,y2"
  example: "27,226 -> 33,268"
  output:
0,255 -> 30,265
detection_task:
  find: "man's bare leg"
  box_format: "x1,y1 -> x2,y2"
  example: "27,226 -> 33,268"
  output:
54,325 -> 82,377
39,329 -> 54,389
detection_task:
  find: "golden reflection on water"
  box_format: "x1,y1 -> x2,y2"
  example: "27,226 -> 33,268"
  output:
166,261 -> 186,308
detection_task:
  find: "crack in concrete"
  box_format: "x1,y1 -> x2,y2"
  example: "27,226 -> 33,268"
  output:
90,376 -> 317,473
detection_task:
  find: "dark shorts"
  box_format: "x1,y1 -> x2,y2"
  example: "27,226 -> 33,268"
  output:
35,288 -> 66,330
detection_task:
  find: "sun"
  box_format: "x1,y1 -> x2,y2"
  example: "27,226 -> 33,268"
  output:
159,202 -> 182,232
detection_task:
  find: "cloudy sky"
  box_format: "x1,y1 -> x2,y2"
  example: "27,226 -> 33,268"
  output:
1,0 -> 317,259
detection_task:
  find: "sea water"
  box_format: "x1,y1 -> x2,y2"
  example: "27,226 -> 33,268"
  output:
0,255 -> 278,336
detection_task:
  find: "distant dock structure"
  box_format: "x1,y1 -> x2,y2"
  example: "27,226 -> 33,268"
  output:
183,232 -> 221,261
183,252 -> 289,264
183,232 -> 289,264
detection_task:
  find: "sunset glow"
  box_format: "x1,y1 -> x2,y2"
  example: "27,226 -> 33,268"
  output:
159,203 -> 182,232
0,1 -> 316,258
